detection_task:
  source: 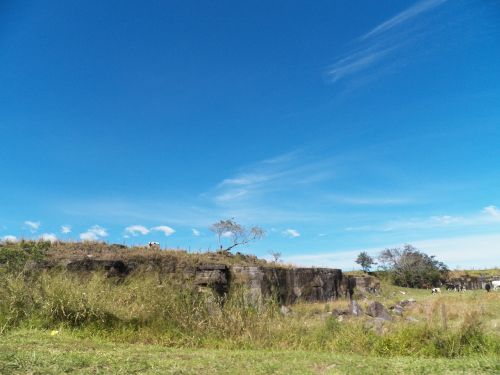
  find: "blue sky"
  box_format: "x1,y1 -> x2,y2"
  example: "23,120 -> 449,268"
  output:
1,0 -> 500,269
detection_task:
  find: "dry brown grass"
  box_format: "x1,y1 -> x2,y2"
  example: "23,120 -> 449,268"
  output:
3,240 -> 276,267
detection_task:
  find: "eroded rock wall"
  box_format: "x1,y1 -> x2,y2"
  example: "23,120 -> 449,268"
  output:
231,266 -> 343,304
63,258 -> 345,304
447,275 -> 500,290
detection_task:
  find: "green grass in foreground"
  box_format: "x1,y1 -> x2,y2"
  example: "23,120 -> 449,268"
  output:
1,330 -> 499,375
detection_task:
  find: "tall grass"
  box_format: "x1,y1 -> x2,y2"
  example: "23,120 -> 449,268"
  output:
1,269 -> 499,357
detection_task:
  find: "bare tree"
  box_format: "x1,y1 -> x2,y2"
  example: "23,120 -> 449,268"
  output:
210,218 -> 265,252
269,250 -> 282,263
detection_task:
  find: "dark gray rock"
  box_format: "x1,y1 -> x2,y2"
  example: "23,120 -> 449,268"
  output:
366,301 -> 392,321
66,259 -> 132,277
194,264 -> 230,296
350,276 -> 381,294
62,256 -> 346,305
391,304 -> 404,316
231,266 -> 343,304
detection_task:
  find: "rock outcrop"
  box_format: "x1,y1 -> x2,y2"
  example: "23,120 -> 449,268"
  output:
231,266 -> 343,304
366,301 -> 392,321
62,258 -> 345,304
447,275 -> 500,290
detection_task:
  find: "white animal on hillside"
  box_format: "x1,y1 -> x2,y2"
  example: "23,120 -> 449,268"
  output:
492,280 -> 500,290
431,287 -> 441,294
148,241 -> 160,248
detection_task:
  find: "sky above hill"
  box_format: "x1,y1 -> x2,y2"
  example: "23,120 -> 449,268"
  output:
1,0 -> 500,269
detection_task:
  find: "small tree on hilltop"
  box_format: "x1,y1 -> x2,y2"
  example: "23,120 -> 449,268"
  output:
269,250 -> 282,263
210,218 -> 265,252
355,251 -> 376,273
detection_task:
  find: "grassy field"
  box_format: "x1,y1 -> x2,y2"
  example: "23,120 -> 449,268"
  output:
1,330 -> 499,374
1,241 -> 499,374
1,282 -> 499,374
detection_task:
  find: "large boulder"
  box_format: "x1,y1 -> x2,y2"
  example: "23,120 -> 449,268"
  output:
366,301 -> 392,321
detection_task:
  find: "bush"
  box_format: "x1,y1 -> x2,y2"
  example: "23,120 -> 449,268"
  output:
378,245 -> 448,288
0,241 -> 51,273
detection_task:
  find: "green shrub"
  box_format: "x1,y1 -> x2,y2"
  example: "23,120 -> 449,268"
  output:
0,241 -> 51,273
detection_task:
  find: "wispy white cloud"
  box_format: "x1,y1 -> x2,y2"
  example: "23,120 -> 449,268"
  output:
1,235 -> 17,242
192,228 -> 201,236
61,225 -> 72,234
61,146 -> 366,228
346,205 -> 500,233
220,174 -> 272,187
328,46 -> 395,83
327,0 -> 447,84
215,189 -> 248,203
151,225 -> 175,236
24,220 -> 40,233
483,205 -> 500,219
283,229 -> 300,238
125,225 -> 150,236
80,225 -> 108,241
40,233 -> 57,243
212,150 -> 335,208
362,0 -> 447,40
329,194 -> 413,206
429,215 -> 463,225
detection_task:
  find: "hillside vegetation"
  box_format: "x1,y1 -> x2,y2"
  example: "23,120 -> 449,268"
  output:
1,240 -> 499,374
0,240 -> 274,269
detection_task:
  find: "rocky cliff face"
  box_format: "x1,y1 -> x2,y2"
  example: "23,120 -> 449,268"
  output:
231,266 -> 343,304
63,258 -> 346,304
446,275 -> 500,290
